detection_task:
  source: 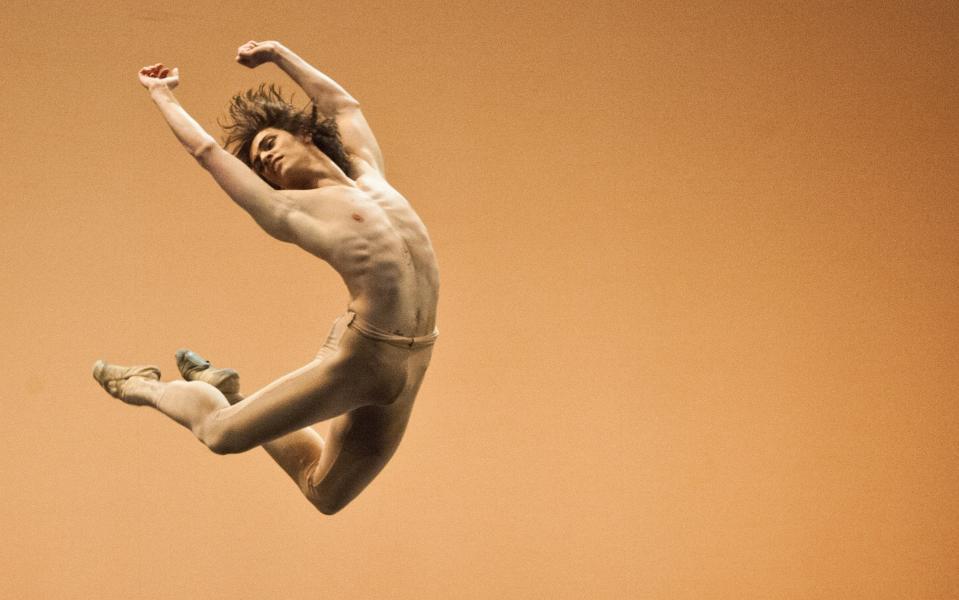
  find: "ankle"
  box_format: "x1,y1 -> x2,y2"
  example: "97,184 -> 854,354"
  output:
122,377 -> 162,407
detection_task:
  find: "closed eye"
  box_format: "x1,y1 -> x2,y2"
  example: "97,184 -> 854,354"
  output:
252,135 -> 277,173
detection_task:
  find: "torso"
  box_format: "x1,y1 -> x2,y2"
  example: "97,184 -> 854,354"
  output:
280,161 -> 439,458
282,164 -> 439,337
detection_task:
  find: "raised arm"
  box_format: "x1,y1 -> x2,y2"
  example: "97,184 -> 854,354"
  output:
236,41 -> 385,175
138,64 -> 294,242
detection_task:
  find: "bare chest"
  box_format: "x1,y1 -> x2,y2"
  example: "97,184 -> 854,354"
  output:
288,178 -> 427,241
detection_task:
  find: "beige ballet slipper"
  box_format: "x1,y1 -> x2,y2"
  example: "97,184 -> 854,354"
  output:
92,360 -> 161,403
175,348 -> 240,395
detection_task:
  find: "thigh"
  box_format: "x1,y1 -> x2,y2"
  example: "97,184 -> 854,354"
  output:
307,445 -> 392,513
308,348 -> 433,509
228,313 -> 351,439
208,355 -> 352,448
208,330 -> 407,450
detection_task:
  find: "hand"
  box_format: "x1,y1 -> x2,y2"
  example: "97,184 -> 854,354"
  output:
236,40 -> 280,68
139,63 -> 179,90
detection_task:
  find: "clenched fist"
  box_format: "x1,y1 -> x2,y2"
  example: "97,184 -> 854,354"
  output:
138,63 -> 179,90
236,40 -> 282,69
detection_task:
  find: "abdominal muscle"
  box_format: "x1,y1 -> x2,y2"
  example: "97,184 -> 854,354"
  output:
286,174 -> 439,338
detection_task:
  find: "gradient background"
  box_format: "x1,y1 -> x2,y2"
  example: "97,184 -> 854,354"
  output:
1,1 -> 957,598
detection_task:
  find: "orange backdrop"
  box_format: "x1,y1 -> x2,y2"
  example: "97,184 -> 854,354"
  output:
1,1 -> 957,598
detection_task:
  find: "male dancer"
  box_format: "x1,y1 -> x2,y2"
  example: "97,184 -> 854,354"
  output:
93,41 -> 439,515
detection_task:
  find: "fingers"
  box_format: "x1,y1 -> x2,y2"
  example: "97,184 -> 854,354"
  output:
235,40 -> 271,68
137,63 -> 179,84
236,40 -> 261,55
140,63 -> 163,76
138,63 -> 176,76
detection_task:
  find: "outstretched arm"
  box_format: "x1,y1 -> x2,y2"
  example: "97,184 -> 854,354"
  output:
236,41 -> 386,175
138,64 -> 294,242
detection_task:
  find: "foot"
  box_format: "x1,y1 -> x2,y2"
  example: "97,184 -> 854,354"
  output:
92,360 -> 161,405
175,348 -> 240,395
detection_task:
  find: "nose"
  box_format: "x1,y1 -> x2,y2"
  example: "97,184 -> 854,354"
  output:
263,151 -> 277,172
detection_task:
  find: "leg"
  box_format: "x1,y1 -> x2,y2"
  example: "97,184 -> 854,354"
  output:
212,388 -> 333,507
104,376 -> 232,438
93,360 -> 233,435
109,307 -> 405,452
93,362 -> 344,513
177,348 -> 367,515
108,341 -> 398,455
171,309 -> 398,514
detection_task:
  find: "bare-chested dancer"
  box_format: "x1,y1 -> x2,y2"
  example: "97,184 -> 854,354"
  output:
93,41 -> 439,515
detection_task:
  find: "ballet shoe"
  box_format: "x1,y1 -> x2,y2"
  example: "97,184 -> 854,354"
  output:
175,348 -> 240,394
92,360 -> 161,402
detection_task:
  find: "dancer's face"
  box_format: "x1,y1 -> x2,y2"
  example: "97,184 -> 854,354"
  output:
249,128 -> 317,189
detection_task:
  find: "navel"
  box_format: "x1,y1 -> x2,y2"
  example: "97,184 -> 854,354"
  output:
352,212 -> 364,222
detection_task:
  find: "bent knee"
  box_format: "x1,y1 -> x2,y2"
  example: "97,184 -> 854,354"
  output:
313,497 -> 347,516
301,474 -> 347,515
303,456 -> 387,515
302,468 -> 359,516
199,413 -> 252,455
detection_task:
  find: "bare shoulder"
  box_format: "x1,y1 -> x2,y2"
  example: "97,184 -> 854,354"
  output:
352,161 -> 413,209
274,158 -> 424,244
352,158 -> 391,190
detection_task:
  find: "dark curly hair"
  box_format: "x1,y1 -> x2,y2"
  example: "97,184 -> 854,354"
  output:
220,84 -> 354,183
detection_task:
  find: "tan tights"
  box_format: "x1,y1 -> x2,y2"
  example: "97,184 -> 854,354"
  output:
123,312 -> 420,513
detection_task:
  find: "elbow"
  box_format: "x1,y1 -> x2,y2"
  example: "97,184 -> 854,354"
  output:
192,138 -> 220,165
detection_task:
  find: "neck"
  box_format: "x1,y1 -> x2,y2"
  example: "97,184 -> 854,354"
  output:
307,171 -> 353,189
303,147 -> 354,189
